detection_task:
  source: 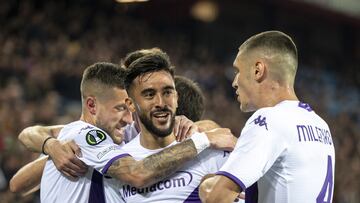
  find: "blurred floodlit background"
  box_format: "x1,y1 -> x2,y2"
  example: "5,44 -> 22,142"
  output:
0,0 -> 359,202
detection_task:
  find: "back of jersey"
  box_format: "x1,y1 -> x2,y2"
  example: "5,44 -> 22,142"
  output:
260,101 -> 335,203
217,100 -> 335,203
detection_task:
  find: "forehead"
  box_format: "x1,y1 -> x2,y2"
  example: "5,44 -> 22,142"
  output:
233,51 -> 244,69
106,87 -> 128,102
234,48 -> 253,69
134,70 -> 175,90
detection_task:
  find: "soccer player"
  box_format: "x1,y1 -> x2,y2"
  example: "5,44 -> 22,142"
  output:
12,62 -> 235,202
199,31 -> 335,203
118,48 -> 234,202
9,49 -> 210,195
122,48 -> 210,140
9,75 -> 209,196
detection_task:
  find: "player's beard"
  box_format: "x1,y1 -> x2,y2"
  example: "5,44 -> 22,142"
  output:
138,107 -> 175,138
96,120 -> 115,140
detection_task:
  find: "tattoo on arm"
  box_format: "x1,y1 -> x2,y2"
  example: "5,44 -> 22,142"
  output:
142,139 -> 197,182
107,139 -> 197,186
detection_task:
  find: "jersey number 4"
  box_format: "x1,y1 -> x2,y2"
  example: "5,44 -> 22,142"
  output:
316,155 -> 333,203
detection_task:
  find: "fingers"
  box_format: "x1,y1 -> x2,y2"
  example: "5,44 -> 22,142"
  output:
61,168 -> 79,180
179,120 -> 197,142
63,142 -> 88,173
62,170 -> 76,179
68,140 -> 82,157
51,140 -> 88,178
70,158 -> 88,174
56,157 -> 87,178
175,116 -> 198,142
174,117 -> 180,140
65,159 -> 88,175
177,123 -> 185,142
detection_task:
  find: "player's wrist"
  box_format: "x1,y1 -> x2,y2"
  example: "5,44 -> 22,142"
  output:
42,136 -> 57,155
190,132 -> 210,154
202,130 -> 218,148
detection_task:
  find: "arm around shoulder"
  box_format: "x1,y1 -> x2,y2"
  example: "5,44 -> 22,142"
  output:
9,156 -> 48,195
18,125 -> 64,152
106,130 -> 235,188
106,139 -> 198,188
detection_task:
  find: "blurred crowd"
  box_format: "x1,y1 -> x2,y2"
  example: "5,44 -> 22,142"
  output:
0,1 -> 359,203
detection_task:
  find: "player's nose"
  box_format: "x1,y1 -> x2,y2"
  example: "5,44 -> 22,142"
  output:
121,109 -> 133,124
154,94 -> 165,108
232,76 -> 238,89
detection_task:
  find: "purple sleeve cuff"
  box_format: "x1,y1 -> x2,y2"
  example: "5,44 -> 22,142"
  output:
101,153 -> 131,174
216,171 -> 246,191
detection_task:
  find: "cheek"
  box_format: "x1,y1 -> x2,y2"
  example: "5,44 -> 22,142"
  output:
165,97 -> 178,112
236,79 -> 245,91
113,110 -> 124,120
102,109 -> 118,123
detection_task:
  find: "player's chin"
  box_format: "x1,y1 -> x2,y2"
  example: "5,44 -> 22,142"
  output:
240,103 -> 255,113
154,121 -> 171,130
113,128 -> 125,144
155,126 -> 173,137
240,103 -> 249,112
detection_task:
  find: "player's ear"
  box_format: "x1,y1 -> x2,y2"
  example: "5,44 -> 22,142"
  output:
126,97 -> 136,113
254,61 -> 266,82
86,96 -> 96,115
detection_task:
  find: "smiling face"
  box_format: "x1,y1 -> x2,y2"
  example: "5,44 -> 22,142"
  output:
127,70 -> 178,137
95,87 -> 132,144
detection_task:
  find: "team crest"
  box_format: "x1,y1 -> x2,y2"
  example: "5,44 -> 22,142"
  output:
86,130 -> 106,145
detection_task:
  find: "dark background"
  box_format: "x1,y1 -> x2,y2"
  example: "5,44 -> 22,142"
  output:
0,0 -> 359,202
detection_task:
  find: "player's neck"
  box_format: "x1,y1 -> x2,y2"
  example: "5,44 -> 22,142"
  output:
80,111 -> 96,126
258,83 -> 298,108
139,124 -> 176,150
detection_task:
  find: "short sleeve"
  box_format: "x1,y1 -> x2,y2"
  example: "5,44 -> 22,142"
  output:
75,129 -> 131,174
199,149 -> 230,174
216,110 -> 287,191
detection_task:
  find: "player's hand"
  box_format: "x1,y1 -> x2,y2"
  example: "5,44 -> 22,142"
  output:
204,128 -> 237,151
174,115 -> 199,142
44,139 -> 88,179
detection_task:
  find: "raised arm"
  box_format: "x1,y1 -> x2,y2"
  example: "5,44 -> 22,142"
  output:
18,125 -> 64,152
9,156 -> 47,195
173,116 -> 221,142
106,128 -> 237,188
18,125 -> 88,178
195,120 -> 221,132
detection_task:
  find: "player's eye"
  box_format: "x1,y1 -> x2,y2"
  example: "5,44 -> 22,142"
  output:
142,90 -> 156,99
115,105 -> 127,111
163,90 -> 173,96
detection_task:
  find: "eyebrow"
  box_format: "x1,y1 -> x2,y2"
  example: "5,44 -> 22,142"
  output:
141,88 -> 155,96
140,85 -> 175,95
163,85 -> 175,91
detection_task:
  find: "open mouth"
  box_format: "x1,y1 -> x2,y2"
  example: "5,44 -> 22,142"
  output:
152,111 -> 171,122
115,126 -> 125,136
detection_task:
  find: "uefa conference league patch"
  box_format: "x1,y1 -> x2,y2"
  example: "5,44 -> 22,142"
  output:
86,130 -> 107,145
